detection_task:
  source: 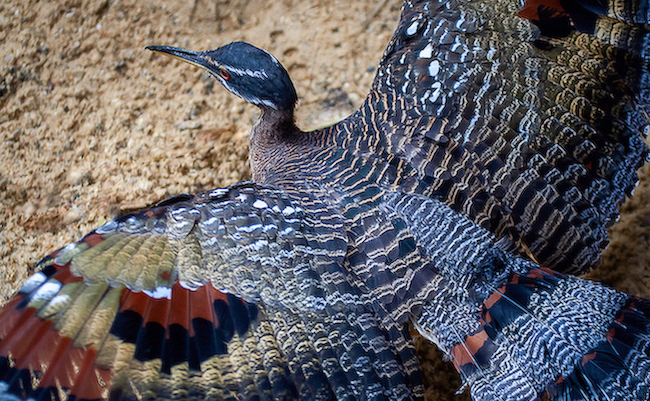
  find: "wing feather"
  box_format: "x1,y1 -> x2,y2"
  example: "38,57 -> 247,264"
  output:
0,182 -> 422,400
330,0 -> 649,273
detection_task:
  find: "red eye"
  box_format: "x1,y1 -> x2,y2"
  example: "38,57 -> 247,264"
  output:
219,68 -> 230,80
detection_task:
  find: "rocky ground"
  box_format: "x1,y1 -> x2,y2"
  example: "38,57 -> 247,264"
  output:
1,0 -> 649,399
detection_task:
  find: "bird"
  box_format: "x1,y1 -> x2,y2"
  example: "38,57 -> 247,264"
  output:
1,0 -> 649,399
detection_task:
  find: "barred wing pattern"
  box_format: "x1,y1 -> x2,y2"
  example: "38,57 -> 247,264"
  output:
0,183 -> 422,400
332,0 -> 650,273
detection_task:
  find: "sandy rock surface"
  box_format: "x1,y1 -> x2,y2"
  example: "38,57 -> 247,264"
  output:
1,0 -> 648,399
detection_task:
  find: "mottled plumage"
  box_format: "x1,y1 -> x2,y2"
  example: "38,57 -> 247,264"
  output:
1,0 -> 649,400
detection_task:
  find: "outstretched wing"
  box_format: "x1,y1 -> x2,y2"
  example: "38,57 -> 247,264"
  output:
332,0 -> 649,273
0,183 -> 422,401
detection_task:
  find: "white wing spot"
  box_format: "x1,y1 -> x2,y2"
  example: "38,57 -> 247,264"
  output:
429,82 -> 443,103
31,281 -> 62,301
96,221 -> 118,234
179,280 -> 203,291
20,272 -> 47,293
253,199 -> 269,209
428,60 -> 440,77
143,286 -> 173,299
201,216 -> 220,227
279,226 -> 295,236
49,294 -> 70,308
209,188 -> 229,198
406,21 -> 419,36
419,43 -> 433,59
239,223 -> 263,233
251,239 -> 269,251
455,11 -> 467,29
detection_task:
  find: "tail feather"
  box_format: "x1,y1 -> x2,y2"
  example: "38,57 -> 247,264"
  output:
416,266 -> 650,400
546,298 -> 650,400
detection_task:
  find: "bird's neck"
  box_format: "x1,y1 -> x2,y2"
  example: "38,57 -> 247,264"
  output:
250,106 -> 299,145
249,106 -> 301,181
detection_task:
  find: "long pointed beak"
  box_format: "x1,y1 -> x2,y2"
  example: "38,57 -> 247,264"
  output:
145,46 -> 213,71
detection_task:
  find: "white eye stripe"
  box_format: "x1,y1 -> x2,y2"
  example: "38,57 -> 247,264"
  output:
222,65 -> 269,79
219,79 -> 278,110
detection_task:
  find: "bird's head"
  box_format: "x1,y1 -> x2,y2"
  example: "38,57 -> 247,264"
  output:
146,42 -> 297,113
